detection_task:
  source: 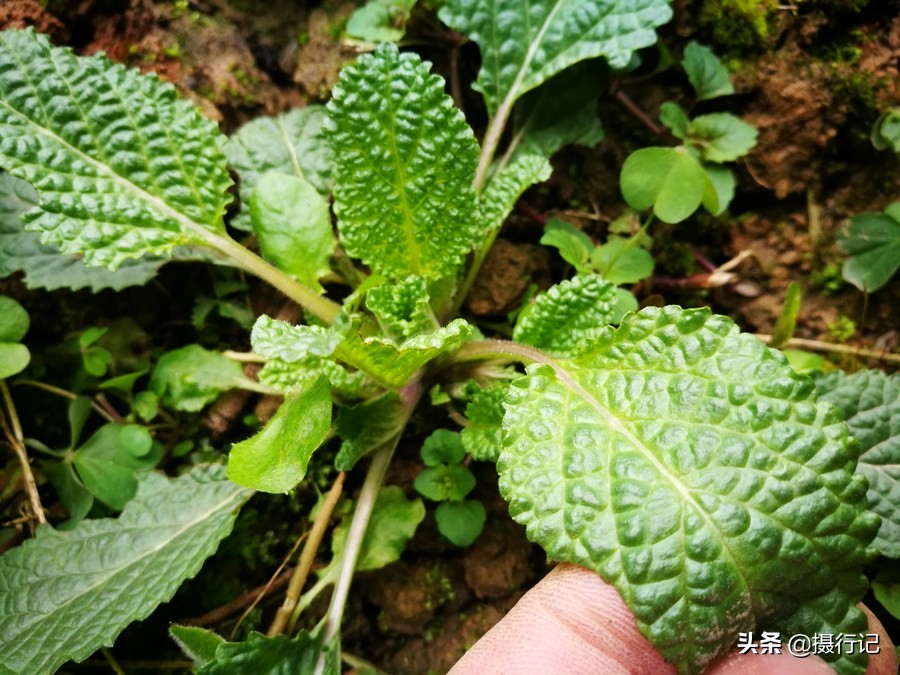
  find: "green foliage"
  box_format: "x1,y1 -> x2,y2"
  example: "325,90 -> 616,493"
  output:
169,624 -> 226,667
681,41 -> 735,101
499,306 -> 878,674
196,629 -> 329,674
513,275 -> 620,356
539,218 -> 594,272
872,563 -> 900,620
460,384 -> 507,462
620,147 -> 708,223
438,0 -> 672,115
838,202 -> 900,293
414,430 -> 485,546
346,0 -> 417,43
0,173 -> 164,291
334,392 -> 404,470
150,345 -> 253,411
769,281 -> 801,348
227,377 -> 332,493
250,172 -> 335,292
814,369 -> 900,558
682,113 -> 759,163
366,276 -> 433,339
225,107 -> 333,232
0,29 -> 233,269
0,295 -> 30,378
590,238 -> 655,286
0,466 -> 250,674
325,43 -> 479,279
870,108 -> 900,152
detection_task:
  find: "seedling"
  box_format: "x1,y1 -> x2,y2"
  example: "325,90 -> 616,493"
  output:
0,8 -> 893,675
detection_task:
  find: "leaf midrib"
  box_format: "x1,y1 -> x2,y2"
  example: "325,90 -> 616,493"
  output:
3,486 -> 245,669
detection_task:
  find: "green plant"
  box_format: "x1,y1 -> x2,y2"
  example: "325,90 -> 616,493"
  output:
620,41 -> 758,223
839,201 -> 900,293
0,10 -> 893,675
414,429 -> 486,546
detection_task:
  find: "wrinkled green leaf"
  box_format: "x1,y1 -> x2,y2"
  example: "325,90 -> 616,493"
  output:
150,345 -> 252,412
259,357 -> 376,400
0,173 -> 164,291
0,465 -> 250,675
196,629 -> 325,675
461,385 -> 507,462
226,107 -> 332,231
540,218 -> 593,271
415,464 -> 476,501
250,172 -> 335,292
838,207 -> 900,293
770,282 -> 801,349
681,41 -> 734,101
421,429 -> 466,466
700,163 -> 736,216
251,315 -> 344,363
814,369 -> 900,558
227,377 -> 332,493
686,113 -> 758,163
336,318 -> 472,389
659,101 -> 690,138
620,147 -> 707,223
346,0 -> 417,43
335,392 -> 404,471
871,108 -> 900,153
513,275 -> 619,356
0,29 -> 233,268
590,239 -> 655,285
73,424 -> 159,510
436,499 -> 486,547
326,44 -> 479,279
439,0 -> 671,115
366,276 -> 433,339
499,306 -> 877,674
169,625 -> 226,667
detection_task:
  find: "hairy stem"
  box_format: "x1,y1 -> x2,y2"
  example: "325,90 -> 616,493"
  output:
268,472 -> 345,637
0,382 -> 45,526
451,339 -> 553,367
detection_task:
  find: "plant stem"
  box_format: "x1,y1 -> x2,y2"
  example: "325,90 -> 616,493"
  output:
222,350 -> 267,363
0,381 -> 46,526
268,472 -> 345,637
756,335 -> 900,365
450,339 -> 553,367
315,381 -> 422,674
213,235 -> 341,325
101,648 -> 125,675
13,380 -> 117,423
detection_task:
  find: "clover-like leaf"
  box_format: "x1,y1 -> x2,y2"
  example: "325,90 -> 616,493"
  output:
326,43 -> 479,279
871,108 -> 900,153
421,429 -> 466,466
0,29 -> 234,269
838,206 -> 900,293
415,465 -> 476,502
700,163 -> 736,216
439,0 -> 671,116
620,147 -> 707,223
681,41 -> 734,102
590,239 -> 655,285
0,295 -> 30,379
513,275 -> 619,356
435,499 -> 486,547
226,106 -> 332,231
686,113 -> 758,163
227,376 -> 332,493
0,465 -> 250,675
540,218 -> 594,272
250,172 -> 335,292
346,0 -> 417,43
814,368 -> 900,558
499,306 -> 878,674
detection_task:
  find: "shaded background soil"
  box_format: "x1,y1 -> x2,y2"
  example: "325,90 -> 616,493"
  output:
1,0 -> 899,672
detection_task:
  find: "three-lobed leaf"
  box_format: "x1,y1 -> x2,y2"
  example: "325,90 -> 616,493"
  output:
838,205 -> 900,293
326,43 -> 479,279
0,465 -> 250,674
814,369 -> 900,558
499,306 -> 878,674
435,499 -> 486,547
0,295 -> 30,379
0,29 -> 234,269
620,147 -> 707,223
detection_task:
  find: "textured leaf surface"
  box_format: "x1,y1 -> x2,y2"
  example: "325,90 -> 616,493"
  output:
838,208 -> 900,293
815,369 -> 900,558
169,625 -> 225,666
250,172 -> 335,291
0,173 -> 164,291
366,276 -> 432,339
439,0 -> 671,115
227,377 -> 332,493
461,385 -> 507,462
513,275 -> 618,356
0,465 -> 249,675
0,29 -> 233,268
251,315 -> 343,363
499,306 -> 877,674
259,357 -> 376,400
197,630 -> 323,675
334,392 -> 404,470
682,41 -> 734,101
225,107 -> 332,231
325,44 -> 479,278
336,319 -> 472,389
